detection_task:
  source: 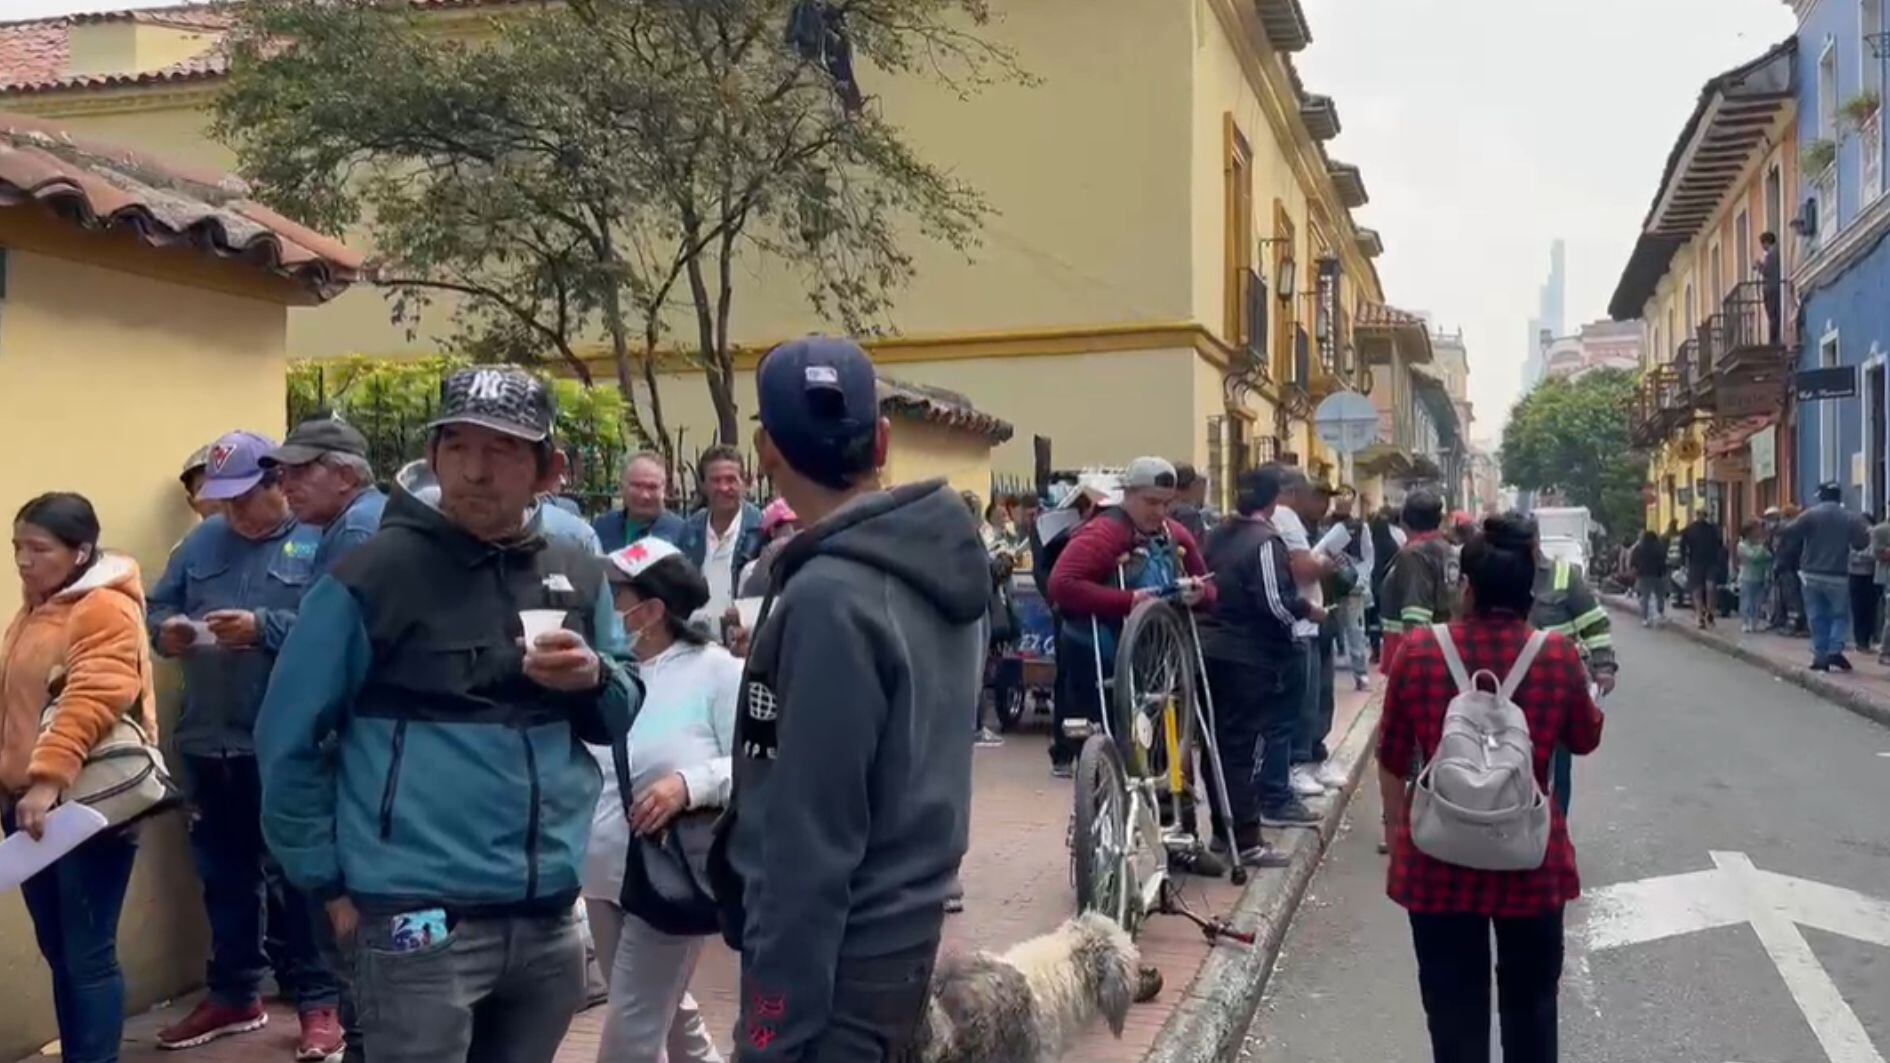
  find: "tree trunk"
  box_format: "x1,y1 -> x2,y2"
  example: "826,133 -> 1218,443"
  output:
640,315 -> 676,478
682,213 -> 740,445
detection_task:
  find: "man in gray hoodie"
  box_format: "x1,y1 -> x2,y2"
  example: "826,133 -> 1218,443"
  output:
1786,481 -> 1871,671
710,337 -> 988,1061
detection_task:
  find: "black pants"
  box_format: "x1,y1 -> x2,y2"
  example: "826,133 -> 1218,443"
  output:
1050,629 -> 1103,766
797,938 -> 938,1062
1850,573 -> 1879,650
1408,908 -> 1565,1063
1204,653 -> 1297,845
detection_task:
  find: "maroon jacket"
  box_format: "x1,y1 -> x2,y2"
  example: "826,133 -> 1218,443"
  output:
1047,510 -> 1217,621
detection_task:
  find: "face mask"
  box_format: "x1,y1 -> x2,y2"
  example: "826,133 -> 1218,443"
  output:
621,602 -> 658,655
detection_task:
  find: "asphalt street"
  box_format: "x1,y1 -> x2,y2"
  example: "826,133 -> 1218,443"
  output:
1241,617 -> 1890,1063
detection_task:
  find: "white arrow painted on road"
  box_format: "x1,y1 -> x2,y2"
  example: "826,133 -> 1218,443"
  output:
1577,851 -> 1890,1063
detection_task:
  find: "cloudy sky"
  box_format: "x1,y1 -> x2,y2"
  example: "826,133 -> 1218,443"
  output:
16,0 -> 1798,441
1297,0 -> 1795,442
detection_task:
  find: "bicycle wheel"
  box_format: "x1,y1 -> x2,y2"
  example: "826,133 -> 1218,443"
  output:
1072,733 -> 1132,927
1112,599 -> 1197,782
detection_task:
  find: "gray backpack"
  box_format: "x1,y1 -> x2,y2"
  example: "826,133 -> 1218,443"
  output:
1408,625 -> 1552,872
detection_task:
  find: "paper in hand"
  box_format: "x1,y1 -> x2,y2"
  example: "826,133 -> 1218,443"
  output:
1313,522 -> 1352,558
0,803 -> 108,892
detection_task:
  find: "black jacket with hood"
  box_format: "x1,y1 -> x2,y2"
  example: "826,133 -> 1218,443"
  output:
709,480 -> 988,1059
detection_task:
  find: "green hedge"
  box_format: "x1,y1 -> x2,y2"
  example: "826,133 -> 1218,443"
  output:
287,357 -> 633,516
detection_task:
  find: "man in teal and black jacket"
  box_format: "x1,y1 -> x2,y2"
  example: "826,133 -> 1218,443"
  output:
258,368 -> 639,1063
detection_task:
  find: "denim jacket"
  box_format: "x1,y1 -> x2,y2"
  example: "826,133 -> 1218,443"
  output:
148,515 -> 321,758
676,502 -> 765,575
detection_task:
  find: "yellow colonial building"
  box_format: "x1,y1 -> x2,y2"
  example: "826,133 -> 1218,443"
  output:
1612,39 -> 1799,536
0,112 -> 359,1058
0,0 -> 1424,503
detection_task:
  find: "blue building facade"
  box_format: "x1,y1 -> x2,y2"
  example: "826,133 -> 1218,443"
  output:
1792,0 -> 1890,511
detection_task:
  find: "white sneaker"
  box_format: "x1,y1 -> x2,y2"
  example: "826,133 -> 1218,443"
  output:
1290,766 -> 1326,797
1314,760 -> 1347,789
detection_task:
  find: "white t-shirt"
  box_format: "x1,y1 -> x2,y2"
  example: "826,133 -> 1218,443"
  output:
701,512 -> 741,617
1269,507 -> 1323,639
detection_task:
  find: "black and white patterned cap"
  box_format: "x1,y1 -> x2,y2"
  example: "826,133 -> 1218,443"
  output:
429,368 -> 556,443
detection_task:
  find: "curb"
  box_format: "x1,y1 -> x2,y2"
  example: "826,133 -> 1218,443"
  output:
1141,690 -> 1384,1063
1599,594 -> 1890,730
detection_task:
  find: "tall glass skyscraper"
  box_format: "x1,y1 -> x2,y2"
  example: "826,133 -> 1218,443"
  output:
1522,239 -> 1567,388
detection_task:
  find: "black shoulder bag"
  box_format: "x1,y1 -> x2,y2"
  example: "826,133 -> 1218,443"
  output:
611,738 -> 722,937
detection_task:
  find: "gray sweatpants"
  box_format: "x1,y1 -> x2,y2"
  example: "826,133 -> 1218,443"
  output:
584,899 -> 722,1062
354,910 -> 585,1063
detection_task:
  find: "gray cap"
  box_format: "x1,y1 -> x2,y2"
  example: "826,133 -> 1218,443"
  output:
1122,456 -> 1178,491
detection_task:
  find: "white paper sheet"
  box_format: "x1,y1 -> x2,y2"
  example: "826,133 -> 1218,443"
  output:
1314,522 -> 1352,558
1035,507 -> 1083,545
0,803 -> 109,891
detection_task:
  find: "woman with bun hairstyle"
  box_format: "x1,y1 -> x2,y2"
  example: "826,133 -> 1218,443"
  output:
2,492 -> 157,1063
1376,513 -> 1605,1063
583,537 -> 740,1062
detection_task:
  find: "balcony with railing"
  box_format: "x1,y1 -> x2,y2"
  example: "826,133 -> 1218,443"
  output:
1693,314 -> 1725,403
1720,279 -> 1793,378
1671,341 -> 1699,408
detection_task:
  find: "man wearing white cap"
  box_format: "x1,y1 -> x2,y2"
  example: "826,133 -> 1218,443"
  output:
1048,456 -> 1224,875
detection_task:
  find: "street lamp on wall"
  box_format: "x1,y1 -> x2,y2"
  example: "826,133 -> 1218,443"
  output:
1257,236 -> 1296,300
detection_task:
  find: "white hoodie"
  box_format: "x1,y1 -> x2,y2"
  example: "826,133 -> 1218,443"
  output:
582,639 -> 742,901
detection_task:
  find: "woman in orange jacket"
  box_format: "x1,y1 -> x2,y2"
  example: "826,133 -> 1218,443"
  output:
2,492 -> 157,1063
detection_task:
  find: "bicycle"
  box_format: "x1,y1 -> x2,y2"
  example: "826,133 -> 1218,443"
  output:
1066,590 -> 1253,944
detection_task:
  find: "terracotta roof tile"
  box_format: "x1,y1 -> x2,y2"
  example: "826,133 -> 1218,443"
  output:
878,376 -> 1015,444
0,6 -> 229,95
0,1 -> 541,97
0,22 -> 69,89
0,112 -> 361,300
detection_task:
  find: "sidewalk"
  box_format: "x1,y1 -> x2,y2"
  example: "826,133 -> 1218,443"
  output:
27,682 -> 1379,1063
1599,593 -> 1890,728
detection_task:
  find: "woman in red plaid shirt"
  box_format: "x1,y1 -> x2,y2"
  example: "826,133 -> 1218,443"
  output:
1378,514 -> 1605,1063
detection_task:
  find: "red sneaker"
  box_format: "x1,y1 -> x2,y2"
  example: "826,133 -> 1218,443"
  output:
156,999 -> 268,1050
296,1008 -> 345,1062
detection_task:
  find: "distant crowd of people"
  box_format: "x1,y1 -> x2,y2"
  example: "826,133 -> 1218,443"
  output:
1619,483 -> 1890,672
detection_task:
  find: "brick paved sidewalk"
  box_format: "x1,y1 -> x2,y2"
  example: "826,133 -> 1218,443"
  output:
26,683 -> 1374,1063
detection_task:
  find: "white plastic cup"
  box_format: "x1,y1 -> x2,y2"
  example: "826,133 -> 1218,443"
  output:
519,609 -> 568,646
734,597 -> 763,632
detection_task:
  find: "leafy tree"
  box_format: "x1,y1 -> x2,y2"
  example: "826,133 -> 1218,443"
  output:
1499,369 -> 1646,538
216,0 -> 1017,458
288,356 -> 633,511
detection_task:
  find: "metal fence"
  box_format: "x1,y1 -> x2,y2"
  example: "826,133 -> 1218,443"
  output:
287,361 -> 769,520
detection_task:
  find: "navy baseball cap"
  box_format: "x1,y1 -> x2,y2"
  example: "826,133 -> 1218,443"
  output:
757,338 -> 879,489
197,431 -> 278,501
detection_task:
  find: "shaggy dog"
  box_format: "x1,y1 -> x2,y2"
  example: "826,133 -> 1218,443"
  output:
912,913 -> 1140,1063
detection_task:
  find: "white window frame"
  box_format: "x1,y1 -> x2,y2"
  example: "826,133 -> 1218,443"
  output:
1822,328 -> 1843,485
1820,38 -> 1840,142
1862,351 -> 1887,513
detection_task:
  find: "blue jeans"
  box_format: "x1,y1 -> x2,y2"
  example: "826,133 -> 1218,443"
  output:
1740,578 -> 1767,628
184,755 -> 339,1011
3,809 -> 138,1063
1338,596 -> 1370,681
1292,635 -> 1335,764
1800,574 -> 1851,661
